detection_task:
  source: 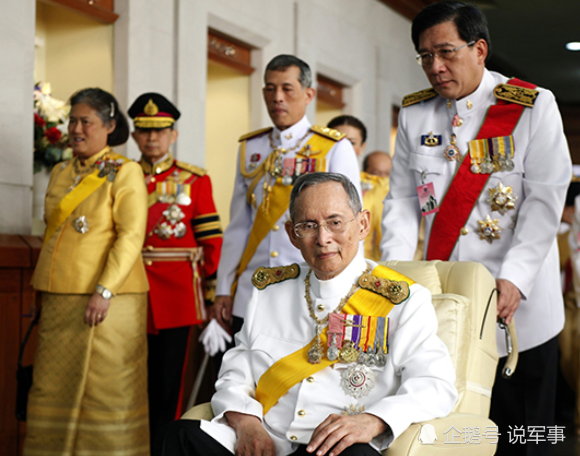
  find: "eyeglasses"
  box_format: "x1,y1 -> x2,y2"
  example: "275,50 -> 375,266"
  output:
416,41 -> 475,67
293,216 -> 357,238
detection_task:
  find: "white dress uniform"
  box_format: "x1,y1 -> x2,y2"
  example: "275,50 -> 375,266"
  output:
203,253 -> 457,455
216,115 -> 362,319
381,69 -> 572,356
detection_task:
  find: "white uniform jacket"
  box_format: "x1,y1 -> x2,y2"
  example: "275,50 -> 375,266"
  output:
216,115 -> 361,318
205,253 -> 457,455
381,69 -> 571,355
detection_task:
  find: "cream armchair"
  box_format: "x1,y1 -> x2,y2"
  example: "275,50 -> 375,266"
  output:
183,261 -> 516,455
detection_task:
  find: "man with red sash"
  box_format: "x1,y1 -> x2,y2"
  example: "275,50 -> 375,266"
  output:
154,173 -> 456,456
211,55 -> 361,338
380,3 -> 571,455
128,93 -> 223,444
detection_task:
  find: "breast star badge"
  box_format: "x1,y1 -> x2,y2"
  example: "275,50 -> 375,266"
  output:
487,182 -> 518,215
478,214 -> 502,243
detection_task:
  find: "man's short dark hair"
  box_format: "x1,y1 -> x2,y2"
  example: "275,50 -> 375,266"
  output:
289,173 -> 361,221
265,55 -> 312,89
327,115 -> 367,144
412,1 -> 491,61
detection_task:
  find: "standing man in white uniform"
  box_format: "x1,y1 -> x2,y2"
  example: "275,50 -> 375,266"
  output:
211,55 -> 361,335
380,3 -> 571,455
154,172 -> 456,456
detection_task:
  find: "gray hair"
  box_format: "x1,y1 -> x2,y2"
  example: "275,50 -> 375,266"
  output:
265,54 -> 312,89
289,173 -> 361,221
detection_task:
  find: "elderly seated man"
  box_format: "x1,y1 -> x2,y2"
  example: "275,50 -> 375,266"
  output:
154,172 -> 457,456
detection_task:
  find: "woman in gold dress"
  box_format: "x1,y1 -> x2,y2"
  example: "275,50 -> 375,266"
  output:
24,88 -> 150,455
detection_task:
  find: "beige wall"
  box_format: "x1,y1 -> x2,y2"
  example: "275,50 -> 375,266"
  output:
316,101 -> 343,128
35,2 -> 113,102
205,61 -> 251,227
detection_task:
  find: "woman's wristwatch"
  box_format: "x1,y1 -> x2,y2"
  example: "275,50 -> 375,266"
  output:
95,285 -> 112,300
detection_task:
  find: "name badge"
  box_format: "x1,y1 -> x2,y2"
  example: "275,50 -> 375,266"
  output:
417,182 -> 439,216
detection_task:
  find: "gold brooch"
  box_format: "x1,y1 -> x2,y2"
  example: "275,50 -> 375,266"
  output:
487,182 -> 518,215
74,216 -> 89,234
478,215 -> 502,243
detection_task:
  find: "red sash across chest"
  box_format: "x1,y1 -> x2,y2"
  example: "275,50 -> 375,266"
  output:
426,78 -> 537,261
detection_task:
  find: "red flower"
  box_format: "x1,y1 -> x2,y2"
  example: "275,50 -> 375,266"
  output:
34,113 -> 46,127
45,127 -> 62,144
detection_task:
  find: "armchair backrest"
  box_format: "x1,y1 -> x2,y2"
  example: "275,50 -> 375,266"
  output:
383,260 -> 498,417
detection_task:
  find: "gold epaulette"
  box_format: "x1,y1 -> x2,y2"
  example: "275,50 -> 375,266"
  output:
310,125 -> 345,141
402,88 -> 438,107
175,161 -> 206,176
358,272 -> 410,304
238,127 -> 273,142
252,264 -> 300,290
493,83 -> 538,108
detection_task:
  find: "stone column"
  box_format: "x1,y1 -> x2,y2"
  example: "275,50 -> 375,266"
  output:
114,0 -> 176,160
0,0 -> 36,234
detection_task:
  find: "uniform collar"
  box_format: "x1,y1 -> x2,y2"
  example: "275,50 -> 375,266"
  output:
140,152 -> 173,175
309,252 -> 369,299
271,116 -> 311,150
74,145 -> 111,168
448,68 -> 495,118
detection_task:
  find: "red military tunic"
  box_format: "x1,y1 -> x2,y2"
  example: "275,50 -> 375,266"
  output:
140,153 -> 223,334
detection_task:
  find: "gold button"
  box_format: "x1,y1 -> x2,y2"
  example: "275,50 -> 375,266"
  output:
272,225 -> 280,231
460,227 -> 469,235
297,410 -> 305,416
306,376 -> 314,383
145,260 -> 153,266
290,435 -> 297,441
146,245 -> 154,251
456,118 -> 464,127
155,167 -> 162,174
150,177 -> 156,183
316,304 -> 325,311
271,251 -> 278,258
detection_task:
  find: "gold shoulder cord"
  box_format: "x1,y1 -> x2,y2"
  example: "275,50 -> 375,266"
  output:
239,141 -> 264,179
243,130 -> 309,210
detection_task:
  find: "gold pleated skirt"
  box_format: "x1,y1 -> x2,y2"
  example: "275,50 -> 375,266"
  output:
23,292 -> 149,456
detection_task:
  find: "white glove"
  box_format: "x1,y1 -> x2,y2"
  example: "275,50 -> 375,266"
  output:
199,319 -> 232,356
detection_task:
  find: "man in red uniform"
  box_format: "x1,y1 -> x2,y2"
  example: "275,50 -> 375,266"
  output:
128,93 -> 223,444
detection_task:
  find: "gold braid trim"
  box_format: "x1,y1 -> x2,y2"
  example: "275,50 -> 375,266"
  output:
239,141 -> 264,179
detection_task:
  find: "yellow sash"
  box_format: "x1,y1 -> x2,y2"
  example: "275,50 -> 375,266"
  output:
43,170 -> 106,246
43,153 -> 127,246
255,265 -> 414,415
230,133 -> 336,296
